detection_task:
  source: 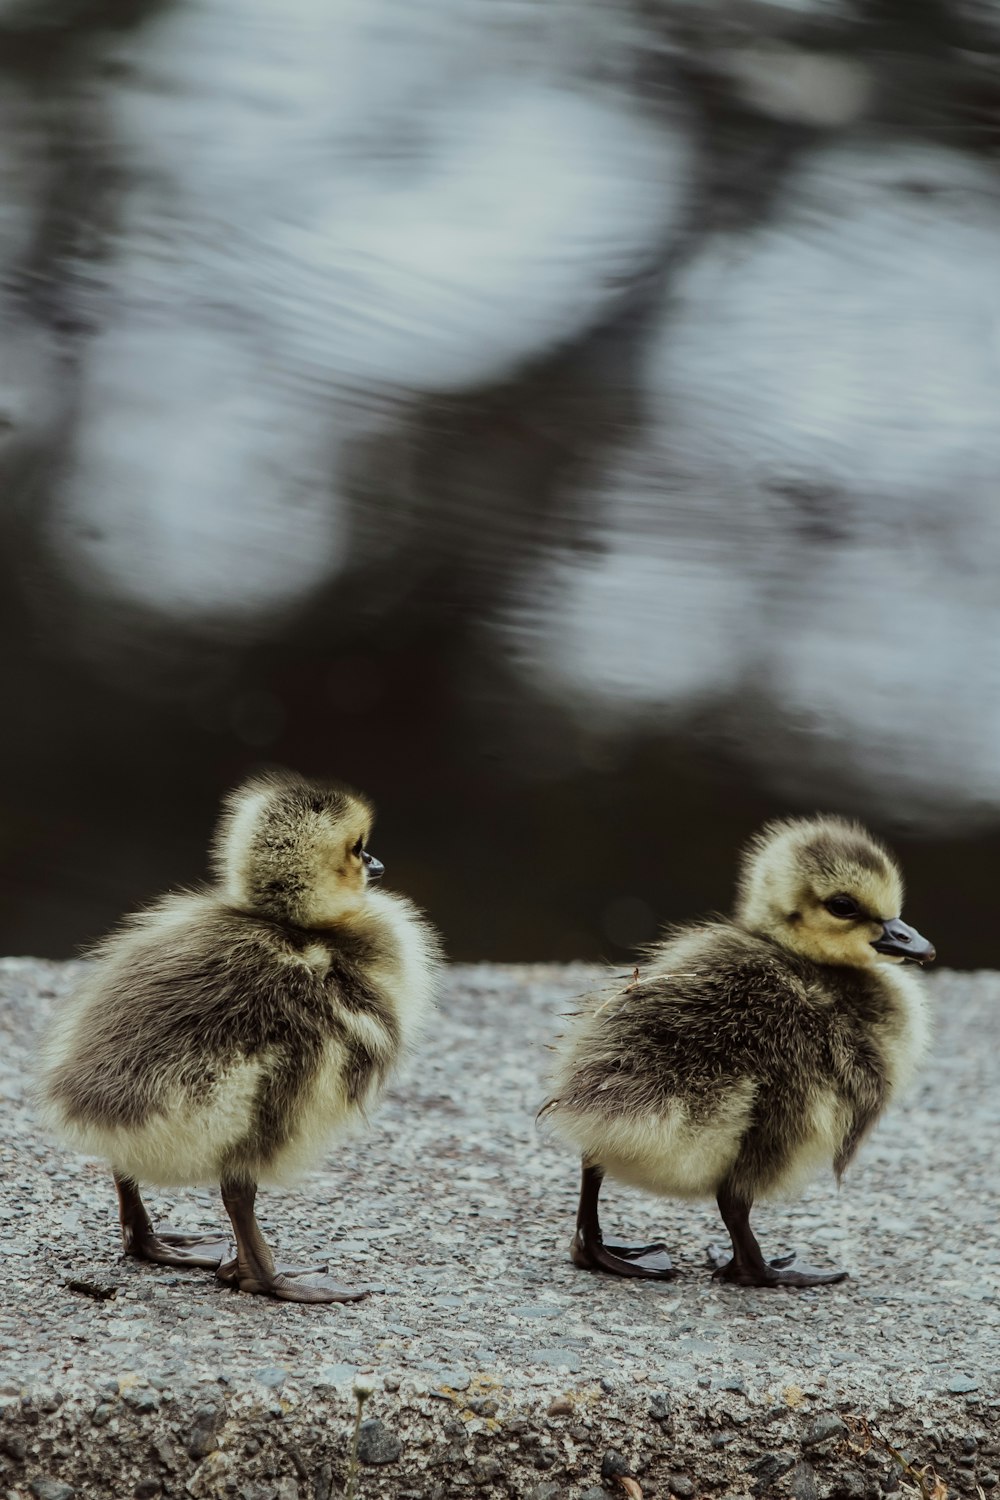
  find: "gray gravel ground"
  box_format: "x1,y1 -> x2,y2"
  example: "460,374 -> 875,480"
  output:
1,959 -> 998,1500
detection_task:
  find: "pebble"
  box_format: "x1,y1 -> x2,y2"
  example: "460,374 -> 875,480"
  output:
669,1476 -> 695,1497
804,1414 -> 848,1447
152,1436 -> 180,1470
311,1464 -> 334,1500
649,1394 -> 673,1421
789,1462 -> 820,1500
751,1453 -> 796,1488
187,1404 -> 223,1459
602,1448 -> 630,1480
29,1482 -> 75,1500
123,1387 -> 159,1412
356,1418 -> 402,1466
547,1396 -> 574,1416
947,1377 -> 980,1394
0,1433 -> 26,1462
253,1368 -> 288,1390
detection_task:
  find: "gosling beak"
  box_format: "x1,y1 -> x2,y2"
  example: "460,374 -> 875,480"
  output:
363,851 -> 384,882
871,918 -> 935,966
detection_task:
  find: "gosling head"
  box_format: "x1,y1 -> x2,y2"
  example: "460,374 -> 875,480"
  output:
734,815 -> 935,970
211,770 -> 384,928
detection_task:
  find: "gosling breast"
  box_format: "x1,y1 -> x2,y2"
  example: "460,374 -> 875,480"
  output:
39,886 -> 441,1188
545,924 -> 923,1202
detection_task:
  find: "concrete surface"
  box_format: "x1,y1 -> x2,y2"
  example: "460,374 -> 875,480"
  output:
1,958 -> 998,1500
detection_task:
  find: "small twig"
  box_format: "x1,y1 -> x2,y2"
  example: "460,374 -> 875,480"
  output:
64,1277 -> 118,1302
345,1379 -> 374,1500
845,1415 -> 947,1500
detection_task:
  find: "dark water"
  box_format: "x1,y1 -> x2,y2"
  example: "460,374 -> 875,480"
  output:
2,0 -> 1000,965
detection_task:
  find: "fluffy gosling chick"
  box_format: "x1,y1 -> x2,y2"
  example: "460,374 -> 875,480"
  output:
543,815 -> 934,1289
39,770 -> 442,1304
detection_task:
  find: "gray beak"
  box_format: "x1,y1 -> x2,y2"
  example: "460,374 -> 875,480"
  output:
871,918 -> 935,965
362,851 -> 384,881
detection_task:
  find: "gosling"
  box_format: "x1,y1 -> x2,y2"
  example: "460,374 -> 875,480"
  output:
39,770 -> 442,1304
543,815 -> 934,1289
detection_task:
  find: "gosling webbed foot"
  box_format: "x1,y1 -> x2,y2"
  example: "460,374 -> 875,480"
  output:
707,1243 -> 796,1271
711,1182 -> 848,1288
267,1272 -> 367,1304
601,1237 -> 671,1261
115,1176 -> 232,1269
708,1243 -> 847,1288
571,1228 -> 677,1280
216,1255 -> 330,1285
124,1230 -> 233,1270
217,1181 -> 368,1304
217,1261 -> 367,1303
156,1227 -> 232,1250
570,1162 -> 677,1279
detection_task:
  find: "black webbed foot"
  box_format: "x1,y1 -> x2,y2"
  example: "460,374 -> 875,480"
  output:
708,1242 -> 847,1288
124,1229 -> 232,1270
216,1257 -> 367,1303
711,1182 -> 849,1289
601,1237 -> 671,1261
115,1176 -> 232,1270
217,1180 -> 369,1304
570,1163 -> 677,1280
217,1255 -> 330,1285
571,1228 -> 677,1280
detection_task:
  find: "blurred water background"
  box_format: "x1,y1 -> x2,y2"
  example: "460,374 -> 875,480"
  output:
2,0 -> 999,964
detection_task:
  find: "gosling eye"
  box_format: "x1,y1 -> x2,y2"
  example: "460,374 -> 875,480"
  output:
825,894 -> 861,920
351,837 -> 364,858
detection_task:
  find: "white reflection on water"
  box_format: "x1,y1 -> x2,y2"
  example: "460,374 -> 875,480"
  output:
504,478 -> 762,722
42,0 -> 691,622
48,323 -> 348,623
766,548 -> 1000,814
500,144 -> 1000,820
0,75 -> 64,475
6,2 -> 1000,830
204,85 -> 690,394
98,0 -> 689,392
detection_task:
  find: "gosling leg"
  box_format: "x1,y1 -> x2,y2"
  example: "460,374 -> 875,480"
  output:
217,1179 -> 367,1304
710,1179 -> 848,1288
570,1163 -> 676,1279
115,1173 -> 231,1269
